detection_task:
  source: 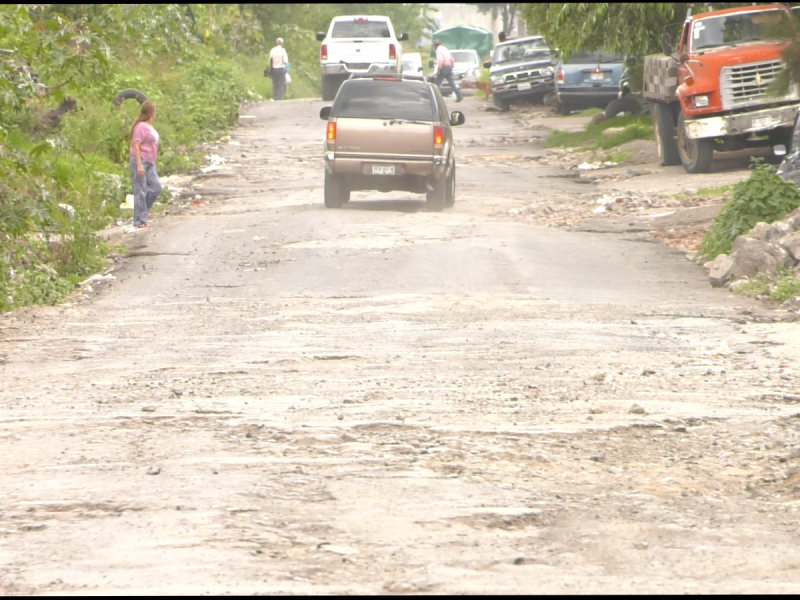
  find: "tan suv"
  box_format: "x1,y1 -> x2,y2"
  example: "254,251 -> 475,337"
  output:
319,74 -> 465,211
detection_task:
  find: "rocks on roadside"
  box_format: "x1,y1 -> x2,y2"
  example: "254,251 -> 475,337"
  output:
704,208 -> 800,292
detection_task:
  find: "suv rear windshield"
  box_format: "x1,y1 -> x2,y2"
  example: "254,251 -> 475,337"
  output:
331,20 -> 391,38
564,50 -> 623,64
336,81 -> 436,121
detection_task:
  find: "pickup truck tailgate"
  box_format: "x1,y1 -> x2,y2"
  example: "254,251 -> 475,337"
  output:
329,40 -> 393,66
335,118 -> 433,160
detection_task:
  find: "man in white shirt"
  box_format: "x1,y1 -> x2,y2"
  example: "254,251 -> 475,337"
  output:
432,39 -> 462,103
266,38 -> 289,100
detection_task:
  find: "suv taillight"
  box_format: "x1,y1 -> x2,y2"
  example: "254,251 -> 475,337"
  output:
327,122 -> 336,141
389,44 -> 396,60
321,44 -> 328,61
434,126 -> 444,148
557,68 -> 563,83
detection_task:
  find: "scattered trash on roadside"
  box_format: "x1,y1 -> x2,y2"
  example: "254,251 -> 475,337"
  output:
120,194 -> 134,210
577,161 -> 617,171
58,203 -> 75,220
200,153 -> 226,174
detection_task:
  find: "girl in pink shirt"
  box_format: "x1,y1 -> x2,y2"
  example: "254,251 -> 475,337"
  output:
129,101 -> 163,228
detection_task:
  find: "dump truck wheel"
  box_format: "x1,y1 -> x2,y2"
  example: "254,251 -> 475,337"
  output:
651,101 -> 681,167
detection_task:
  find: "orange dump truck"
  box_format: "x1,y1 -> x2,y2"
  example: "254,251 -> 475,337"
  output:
644,3 -> 800,173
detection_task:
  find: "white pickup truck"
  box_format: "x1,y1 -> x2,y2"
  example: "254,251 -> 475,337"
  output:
316,15 -> 409,101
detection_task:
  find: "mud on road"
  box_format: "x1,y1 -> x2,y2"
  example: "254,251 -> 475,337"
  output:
2,96 -> 800,594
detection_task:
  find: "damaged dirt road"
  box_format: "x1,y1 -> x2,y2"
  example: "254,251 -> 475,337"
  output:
3,97 -> 800,595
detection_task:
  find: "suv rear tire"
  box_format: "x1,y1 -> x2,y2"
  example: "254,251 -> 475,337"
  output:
324,171 -> 349,208
444,167 -> 456,208
426,177 -> 446,211
556,102 -> 571,116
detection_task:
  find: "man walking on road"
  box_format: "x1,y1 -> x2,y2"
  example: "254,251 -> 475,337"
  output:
432,38 -> 463,103
266,38 -> 289,101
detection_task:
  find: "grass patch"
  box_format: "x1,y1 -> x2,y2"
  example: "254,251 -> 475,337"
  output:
603,150 -> 633,164
673,184 -> 735,200
546,115 -> 653,150
733,269 -> 800,303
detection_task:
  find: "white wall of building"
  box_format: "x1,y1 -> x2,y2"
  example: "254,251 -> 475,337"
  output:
427,3 -> 526,40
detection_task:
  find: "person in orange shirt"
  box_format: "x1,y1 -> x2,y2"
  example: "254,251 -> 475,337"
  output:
432,39 -> 463,103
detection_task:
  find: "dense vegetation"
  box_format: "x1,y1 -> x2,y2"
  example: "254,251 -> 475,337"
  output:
698,161 -> 800,262
0,4 -> 431,312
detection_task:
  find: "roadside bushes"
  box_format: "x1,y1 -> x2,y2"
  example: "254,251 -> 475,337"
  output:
698,161 -> 800,262
0,5 -> 263,312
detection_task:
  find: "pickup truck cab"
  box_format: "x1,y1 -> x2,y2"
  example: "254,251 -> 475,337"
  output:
316,16 -> 409,101
482,36 -> 555,112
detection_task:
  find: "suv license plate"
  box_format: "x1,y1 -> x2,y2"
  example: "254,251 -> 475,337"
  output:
517,82 -> 531,91
590,73 -> 604,81
372,165 -> 395,175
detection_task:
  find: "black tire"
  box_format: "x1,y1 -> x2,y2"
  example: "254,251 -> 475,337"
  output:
604,96 -> 642,119
426,177 -> 446,212
444,166 -> 456,208
556,101 -> 571,116
651,101 -> 681,167
112,88 -> 148,109
677,112 -> 714,174
324,171 -> 348,208
321,75 -> 339,102
493,95 -> 510,112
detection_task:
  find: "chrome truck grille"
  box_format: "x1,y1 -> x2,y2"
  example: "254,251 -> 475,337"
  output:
504,69 -> 543,83
720,59 -> 783,110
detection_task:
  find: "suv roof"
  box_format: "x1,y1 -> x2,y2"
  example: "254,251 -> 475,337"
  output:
347,73 -> 427,83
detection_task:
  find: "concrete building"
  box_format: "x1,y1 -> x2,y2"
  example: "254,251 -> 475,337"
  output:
426,3 -> 526,41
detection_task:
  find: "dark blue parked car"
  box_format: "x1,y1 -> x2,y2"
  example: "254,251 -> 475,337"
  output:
554,50 -> 632,116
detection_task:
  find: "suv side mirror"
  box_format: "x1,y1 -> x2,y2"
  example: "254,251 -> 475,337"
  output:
450,111 -> 465,127
319,106 -> 332,120
316,32 -> 326,42
483,60 -> 492,68
550,56 -> 559,66
428,59 -> 435,68
398,33 -> 409,42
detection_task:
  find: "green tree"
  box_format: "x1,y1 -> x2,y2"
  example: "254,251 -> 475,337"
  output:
474,3 -> 517,36
520,3 -> 682,58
